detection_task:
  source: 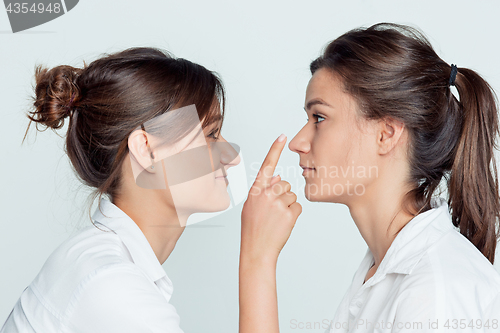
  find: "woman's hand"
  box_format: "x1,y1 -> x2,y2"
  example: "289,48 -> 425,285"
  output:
240,134 -> 302,263
239,134 -> 302,333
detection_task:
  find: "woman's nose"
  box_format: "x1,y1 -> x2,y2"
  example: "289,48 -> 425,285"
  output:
288,126 -> 311,154
218,136 -> 241,169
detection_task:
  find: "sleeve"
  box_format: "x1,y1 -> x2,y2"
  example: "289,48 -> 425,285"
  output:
391,280 -> 498,333
482,292 -> 500,333
61,263 -> 184,333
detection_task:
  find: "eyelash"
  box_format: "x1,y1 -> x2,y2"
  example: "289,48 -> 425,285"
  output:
208,129 -> 220,139
307,114 -> 325,124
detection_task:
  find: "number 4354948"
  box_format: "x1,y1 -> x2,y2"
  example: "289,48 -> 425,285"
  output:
443,319 -> 498,329
5,3 -> 62,14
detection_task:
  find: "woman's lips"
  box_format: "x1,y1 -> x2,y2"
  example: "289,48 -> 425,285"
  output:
301,167 -> 315,176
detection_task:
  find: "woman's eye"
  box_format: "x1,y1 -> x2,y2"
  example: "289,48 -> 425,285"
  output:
208,130 -> 219,139
308,114 -> 325,124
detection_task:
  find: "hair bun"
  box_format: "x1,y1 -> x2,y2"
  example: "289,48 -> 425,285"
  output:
30,65 -> 82,130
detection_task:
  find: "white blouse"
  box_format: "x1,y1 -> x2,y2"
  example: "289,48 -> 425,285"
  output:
326,197 -> 500,333
1,198 -> 184,333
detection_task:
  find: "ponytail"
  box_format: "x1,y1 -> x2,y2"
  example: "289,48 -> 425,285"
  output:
448,67 -> 500,264
310,23 -> 500,264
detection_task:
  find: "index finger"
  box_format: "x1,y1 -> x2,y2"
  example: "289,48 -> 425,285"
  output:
254,134 -> 287,188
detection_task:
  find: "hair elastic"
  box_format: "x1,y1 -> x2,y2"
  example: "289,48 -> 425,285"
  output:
449,64 -> 458,86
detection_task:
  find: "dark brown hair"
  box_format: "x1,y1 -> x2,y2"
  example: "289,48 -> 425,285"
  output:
23,47 -> 226,224
311,23 -> 500,264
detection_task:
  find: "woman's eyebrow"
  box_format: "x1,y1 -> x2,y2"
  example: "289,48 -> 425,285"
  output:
209,119 -> 223,132
205,114 -> 223,129
304,98 -> 333,111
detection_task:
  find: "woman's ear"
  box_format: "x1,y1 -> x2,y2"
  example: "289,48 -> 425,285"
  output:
128,129 -> 156,174
377,117 -> 406,155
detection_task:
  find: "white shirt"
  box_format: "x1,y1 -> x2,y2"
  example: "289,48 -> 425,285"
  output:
1,198 -> 184,333
327,197 -> 500,333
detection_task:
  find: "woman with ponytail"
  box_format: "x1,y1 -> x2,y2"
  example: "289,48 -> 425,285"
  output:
239,23 -> 500,332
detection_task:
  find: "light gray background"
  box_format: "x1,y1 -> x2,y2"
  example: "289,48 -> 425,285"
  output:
1,1 -> 500,332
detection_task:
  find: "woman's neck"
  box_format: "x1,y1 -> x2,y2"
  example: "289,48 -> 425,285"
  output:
346,173 -> 416,269
114,193 -> 186,265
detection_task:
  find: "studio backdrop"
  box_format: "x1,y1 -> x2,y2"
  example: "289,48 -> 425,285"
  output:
1,1 -> 499,332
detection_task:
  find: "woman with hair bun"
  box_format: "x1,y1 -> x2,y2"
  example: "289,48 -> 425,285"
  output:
239,23 -> 500,332
0,47 -> 251,332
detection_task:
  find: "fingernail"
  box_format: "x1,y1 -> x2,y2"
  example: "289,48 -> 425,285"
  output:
277,134 -> 286,142
272,174 -> 280,179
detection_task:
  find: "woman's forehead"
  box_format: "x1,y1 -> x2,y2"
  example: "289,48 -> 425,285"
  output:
305,69 -> 354,113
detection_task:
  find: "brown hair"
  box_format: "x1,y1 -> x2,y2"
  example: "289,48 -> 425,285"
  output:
23,47 -> 226,224
311,23 -> 500,264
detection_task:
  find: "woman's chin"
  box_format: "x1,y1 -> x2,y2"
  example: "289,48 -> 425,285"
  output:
304,186 -> 323,202
304,184 -> 340,203
217,197 -> 231,211
203,193 -> 231,212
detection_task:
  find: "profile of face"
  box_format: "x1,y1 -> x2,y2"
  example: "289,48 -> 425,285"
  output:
129,104 -> 241,225
289,68 -> 383,204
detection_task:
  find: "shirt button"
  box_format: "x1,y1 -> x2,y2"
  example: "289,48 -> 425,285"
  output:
356,301 -> 362,308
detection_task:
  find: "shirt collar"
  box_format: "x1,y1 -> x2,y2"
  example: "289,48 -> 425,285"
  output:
91,197 -> 168,283
364,196 -> 453,286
